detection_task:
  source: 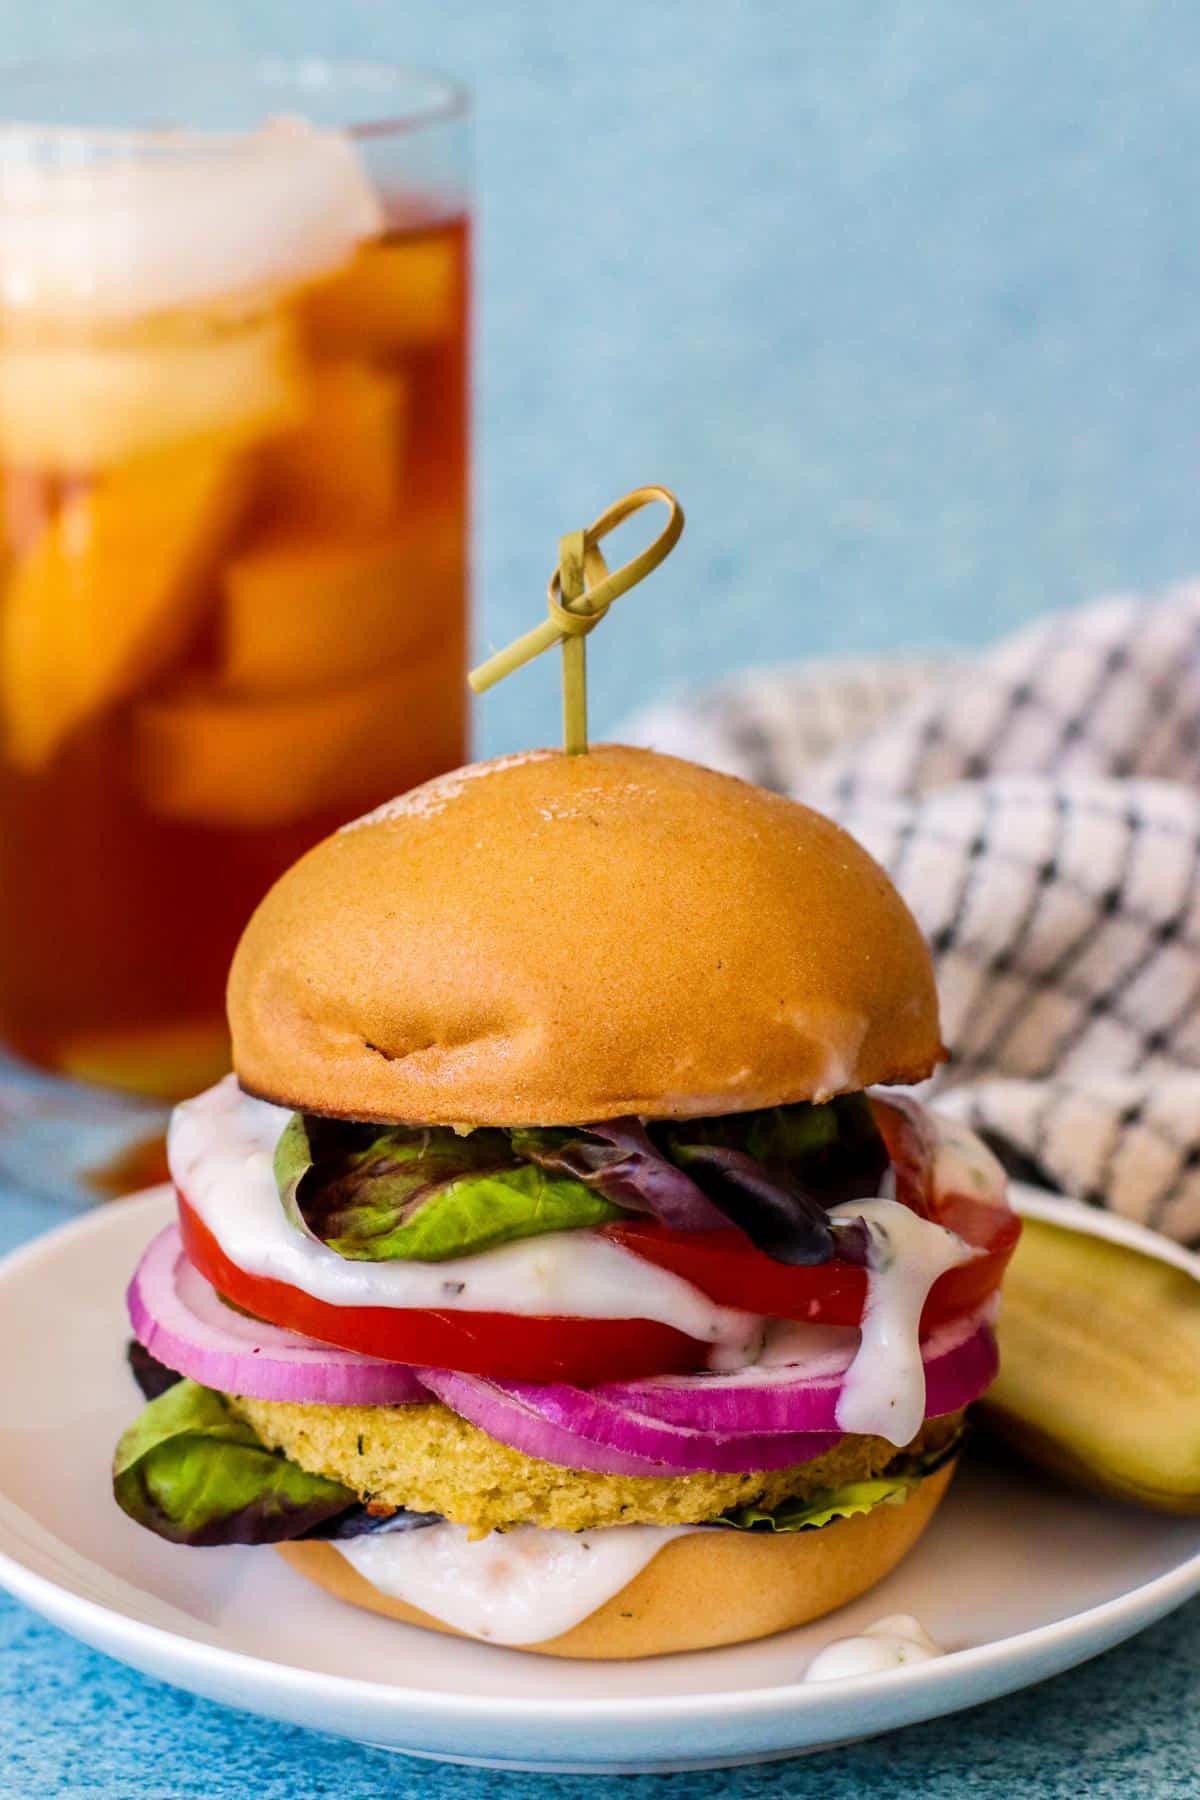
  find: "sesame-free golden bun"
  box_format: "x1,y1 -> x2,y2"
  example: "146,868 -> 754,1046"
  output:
276,1461 -> 955,1659
228,744 -> 943,1125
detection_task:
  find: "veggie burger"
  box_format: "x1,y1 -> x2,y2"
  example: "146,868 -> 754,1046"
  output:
115,744 -> 1019,1657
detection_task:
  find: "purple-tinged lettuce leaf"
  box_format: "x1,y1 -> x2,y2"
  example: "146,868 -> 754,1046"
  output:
127,1338 -> 183,1402
276,1114 -> 620,1262
272,1094 -> 890,1270
659,1096 -> 890,1266
660,1138 -> 835,1264
113,1380 -> 354,1546
511,1119 -> 728,1231
306,1505 -> 443,1540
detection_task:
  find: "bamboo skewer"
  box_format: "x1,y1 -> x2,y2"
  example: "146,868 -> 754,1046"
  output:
468,485 -> 684,755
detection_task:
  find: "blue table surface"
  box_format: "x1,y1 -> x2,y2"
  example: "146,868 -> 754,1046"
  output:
4,0 -> 1200,1790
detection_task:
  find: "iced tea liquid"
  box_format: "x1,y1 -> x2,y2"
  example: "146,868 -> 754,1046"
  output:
0,180 -> 468,1097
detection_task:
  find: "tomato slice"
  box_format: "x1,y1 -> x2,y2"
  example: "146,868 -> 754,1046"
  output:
177,1196 -> 705,1385
601,1213 -> 1014,1331
602,1096 -> 1019,1331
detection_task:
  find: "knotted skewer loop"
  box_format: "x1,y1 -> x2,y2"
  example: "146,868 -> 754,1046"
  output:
468,485 -> 684,754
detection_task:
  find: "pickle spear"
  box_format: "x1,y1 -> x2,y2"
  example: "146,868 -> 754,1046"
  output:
979,1215 -> 1200,1513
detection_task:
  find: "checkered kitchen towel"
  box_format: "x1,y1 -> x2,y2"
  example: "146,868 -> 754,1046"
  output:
627,585 -> 1200,1247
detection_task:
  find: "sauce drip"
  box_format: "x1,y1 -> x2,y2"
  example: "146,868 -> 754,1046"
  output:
804,1613 -> 945,1681
335,1521 -> 692,1645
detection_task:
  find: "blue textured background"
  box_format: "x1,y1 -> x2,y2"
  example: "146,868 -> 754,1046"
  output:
6,0 -> 1200,754
3,1 -> 1200,1792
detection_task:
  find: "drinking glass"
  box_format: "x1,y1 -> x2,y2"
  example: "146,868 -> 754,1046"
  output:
0,59 -> 470,1192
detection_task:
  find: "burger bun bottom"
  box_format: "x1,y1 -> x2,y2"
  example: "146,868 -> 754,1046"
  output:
276,1459 -> 954,1659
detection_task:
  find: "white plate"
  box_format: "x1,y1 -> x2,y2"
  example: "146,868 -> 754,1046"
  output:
0,1185 -> 1196,1773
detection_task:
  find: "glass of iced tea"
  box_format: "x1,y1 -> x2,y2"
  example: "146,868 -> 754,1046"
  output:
0,60 -> 469,1153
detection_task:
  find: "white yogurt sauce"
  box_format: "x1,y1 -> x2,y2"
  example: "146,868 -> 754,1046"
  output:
804,1613 -> 945,1681
828,1198 -> 976,1446
334,1522 -> 690,1645
707,1317 -> 861,1378
171,1078 -> 1004,1442
169,1077 -> 758,1349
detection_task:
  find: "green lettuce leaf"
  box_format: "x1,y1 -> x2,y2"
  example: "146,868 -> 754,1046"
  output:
721,1475 -> 916,1533
276,1113 -> 621,1263
113,1379 -> 354,1545
718,1424 -> 965,1533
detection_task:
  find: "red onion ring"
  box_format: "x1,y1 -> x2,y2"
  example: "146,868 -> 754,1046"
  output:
419,1366 -> 843,1475
593,1306 -> 998,1434
419,1309 -> 998,1475
127,1225 -> 430,1405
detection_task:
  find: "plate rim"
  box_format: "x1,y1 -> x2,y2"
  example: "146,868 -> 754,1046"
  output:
0,1182 -> 1196,1728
